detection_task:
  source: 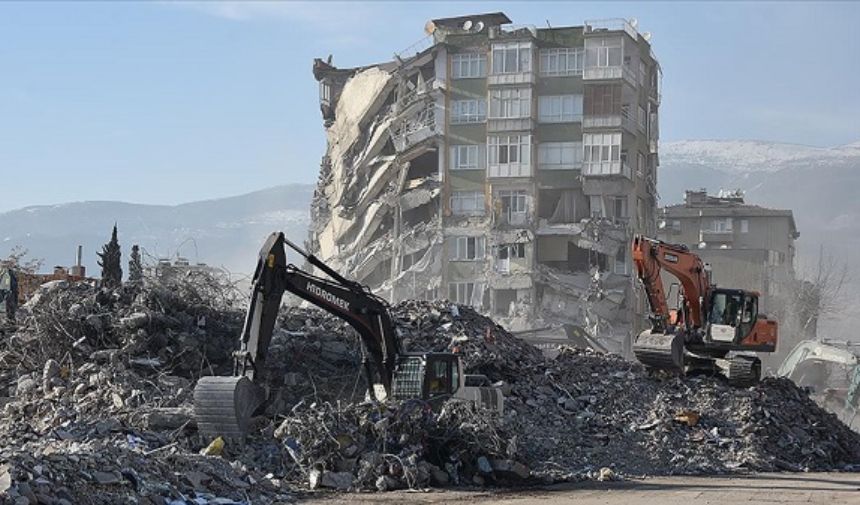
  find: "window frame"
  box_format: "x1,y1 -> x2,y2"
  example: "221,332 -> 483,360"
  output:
450,191 -> 486,216
448,282 -> 476,305
488,87 -> 531,119
491,41 -> 533,75
538,94 -> 583,123
450,236 -> 486,261
488,135 -> 532,176
450,98 -> 487,124
537,141 -> 583,170
451,52 -> 487,79
539,47 -> 584,76
450,144 -> 482,170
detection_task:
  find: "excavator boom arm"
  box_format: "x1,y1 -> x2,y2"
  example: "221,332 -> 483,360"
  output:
235,232 -> 400,393
632,235 -> 711,330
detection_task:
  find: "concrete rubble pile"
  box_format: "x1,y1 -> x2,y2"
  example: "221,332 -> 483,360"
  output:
0,281 -> 859,503
0,278 -> 294,505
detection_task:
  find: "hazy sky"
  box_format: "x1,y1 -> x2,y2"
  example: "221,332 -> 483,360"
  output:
0,1 -> 858,212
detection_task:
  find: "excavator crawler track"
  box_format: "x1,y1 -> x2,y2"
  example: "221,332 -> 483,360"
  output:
633,331 -> 686,374
193,376 -> 265,443
728,355 -> 761,387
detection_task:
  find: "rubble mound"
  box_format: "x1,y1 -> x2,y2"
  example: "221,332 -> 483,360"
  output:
0,282 -> 857,503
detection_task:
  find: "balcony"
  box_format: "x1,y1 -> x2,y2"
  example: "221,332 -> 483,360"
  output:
583,161 -> 632,179
487,117 -> 533,132
582,110 -> 637,132
391,104 -> 439,153
488,70 -> 536,86
700,230 -> 734,243
583,64 -> 638,87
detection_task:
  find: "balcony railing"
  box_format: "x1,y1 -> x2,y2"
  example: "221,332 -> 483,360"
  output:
392,104 -> 438,152
700,230 -> 734,243
582,110 -> 638,132
584,18 -> 639,41
488,70 -> 536,86
583,64 -> 638,87
582,161 -> 632,179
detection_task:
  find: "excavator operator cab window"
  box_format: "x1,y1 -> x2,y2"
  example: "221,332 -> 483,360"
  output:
738,295 -> 758,338
741,296 -> 757,324
710,291 -> 743,327
426,356 -> 454,397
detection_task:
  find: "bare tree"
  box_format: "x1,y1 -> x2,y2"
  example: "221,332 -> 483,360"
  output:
0,246 -> 43,275
792,245 -> 850,338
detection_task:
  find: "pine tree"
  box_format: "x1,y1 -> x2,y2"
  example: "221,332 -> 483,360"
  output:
129,244 -> 143,283
98,224 -> 122,288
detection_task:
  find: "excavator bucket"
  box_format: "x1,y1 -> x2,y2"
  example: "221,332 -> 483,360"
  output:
193,376 -> 266,443
633,330 -> 685,373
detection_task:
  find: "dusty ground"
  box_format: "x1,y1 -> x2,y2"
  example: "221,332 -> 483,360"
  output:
303,472 -> 860,504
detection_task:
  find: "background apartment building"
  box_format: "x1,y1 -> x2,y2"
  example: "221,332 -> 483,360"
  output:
657,189 -> 799,313
310,12 -> 661,353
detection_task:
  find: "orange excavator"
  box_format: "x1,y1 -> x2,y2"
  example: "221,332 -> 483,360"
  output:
631,235 -> 778,386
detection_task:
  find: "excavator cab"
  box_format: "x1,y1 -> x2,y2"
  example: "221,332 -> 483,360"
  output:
391,353 -> 503,413
707,288 -> 754,343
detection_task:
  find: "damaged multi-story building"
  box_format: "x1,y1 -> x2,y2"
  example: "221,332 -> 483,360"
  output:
657,189 -> 799,314
309,13 -> 661,354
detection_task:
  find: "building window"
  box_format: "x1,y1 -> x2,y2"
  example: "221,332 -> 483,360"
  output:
712,218 -> 733,233
450,191 -> 485,215
452,53 -> 487,79
639,61 -> 647,87
319,81 -> 331,105
583,132 -> 622,174
671,219 -> 681,232
538,95 -> 583,123
488,135 -> 531,177
614,247 -> 628,275
638,105 -> 647,132
584,84 -> 622,116
450,99 -> 487,124
448,282 -> 476,305
450,145 -> 484,170
609,196 -> 628,219
498,189 -> 528,224
740,219 -> 749,233
586,38 -> 623,68
489,88 -> 531,119
538,142 -> 582,169
491,42 -> 532,74
450,236 -> 485,261
498,243 -> 526,259
539,48 -> 584,76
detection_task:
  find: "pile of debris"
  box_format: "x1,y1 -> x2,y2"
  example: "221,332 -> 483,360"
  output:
0,280 -> 858,503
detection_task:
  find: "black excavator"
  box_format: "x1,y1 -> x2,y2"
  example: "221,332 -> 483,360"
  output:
193,232 -> 503,441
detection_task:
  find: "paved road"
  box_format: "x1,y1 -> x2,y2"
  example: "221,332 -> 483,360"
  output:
304,472 -> 860,504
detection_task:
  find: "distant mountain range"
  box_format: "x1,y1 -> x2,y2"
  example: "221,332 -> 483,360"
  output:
2,139 -> 857,337
0,184 -> 313,276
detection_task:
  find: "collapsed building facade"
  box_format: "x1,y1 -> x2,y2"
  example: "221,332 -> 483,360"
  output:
309,13 -> 661,354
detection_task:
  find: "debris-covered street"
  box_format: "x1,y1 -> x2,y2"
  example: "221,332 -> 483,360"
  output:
0,276 -> 858,504
303,473 -> 860,505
